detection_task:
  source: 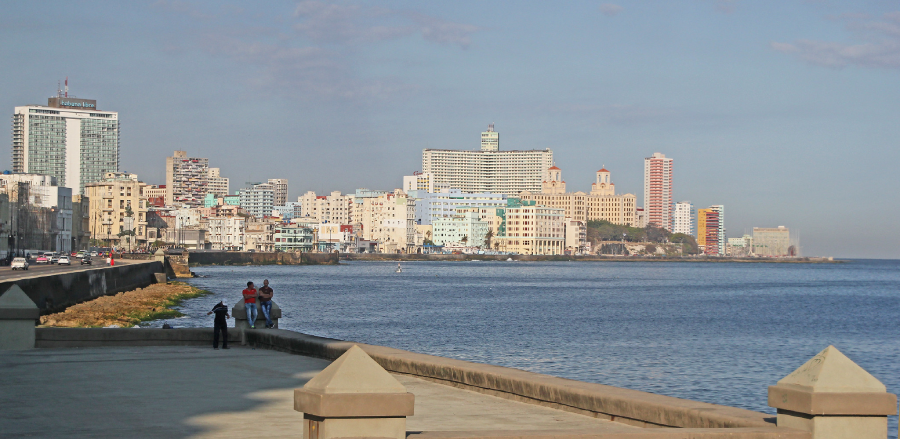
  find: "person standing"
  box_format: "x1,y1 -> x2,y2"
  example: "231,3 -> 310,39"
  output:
242,281 -> 258,329
258,279 -> 275,328
207,301 -> 230,349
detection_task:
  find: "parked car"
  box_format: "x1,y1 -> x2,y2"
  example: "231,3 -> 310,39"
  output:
58,256 -> 71,265
81,255 -> 92,265
11,257 -> 29,270
35,255 -> 49,264
49,254 -> 60,264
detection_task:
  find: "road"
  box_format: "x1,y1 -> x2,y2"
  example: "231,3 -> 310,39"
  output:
0,259 -> 145,282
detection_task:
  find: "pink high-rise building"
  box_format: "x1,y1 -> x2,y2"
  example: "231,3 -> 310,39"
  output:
643,152 -> 674,231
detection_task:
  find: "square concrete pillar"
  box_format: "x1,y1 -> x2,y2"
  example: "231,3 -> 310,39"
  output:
0,285 -> 40,350
294,345 -> 414,439
232,300 -> 282,343
769,345 -> 898,439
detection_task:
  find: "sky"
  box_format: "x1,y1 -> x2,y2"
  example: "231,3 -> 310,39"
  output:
2,0 -> 899,258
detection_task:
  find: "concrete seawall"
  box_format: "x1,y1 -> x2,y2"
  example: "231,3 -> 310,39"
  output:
1,261 -> 164,313
34,327 -> 780,432
342,253 -> 836,263
187,251 -> 339,266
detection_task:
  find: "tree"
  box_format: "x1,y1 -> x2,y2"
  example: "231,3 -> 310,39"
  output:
670,233 -> 699,255
461,235 -> 468,244
484,229 -> 494,249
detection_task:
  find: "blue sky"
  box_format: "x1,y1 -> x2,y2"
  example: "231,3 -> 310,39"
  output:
2,0 -> 899,258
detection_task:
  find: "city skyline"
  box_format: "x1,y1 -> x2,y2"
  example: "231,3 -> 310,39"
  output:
2,1 -> 898,258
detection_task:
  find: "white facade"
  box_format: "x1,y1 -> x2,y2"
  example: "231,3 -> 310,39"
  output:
643,152 -> 674,231
402,172 -> 444,194
239,183 -> 275,218
432,208 -> 490,247
12,98 -> 119,194
672,201 -> 694,236
414,189 -> 507,225
208,216 -> 245,251
565,219 -> 587,253
0,173 -> 73,252
360,190 -> 417,253
422,125 -> 553,195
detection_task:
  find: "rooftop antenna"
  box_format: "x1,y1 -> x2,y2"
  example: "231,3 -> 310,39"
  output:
488,123 -> 494,132
57,80 -> 61,98
65,77 -> 68,98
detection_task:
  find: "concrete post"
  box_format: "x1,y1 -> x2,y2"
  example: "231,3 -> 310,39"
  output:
153,248 -> 166,263
0,285 -> 40,350
232,300 -> 282,343
294,345 -> 414,439
769,345 -> 898,439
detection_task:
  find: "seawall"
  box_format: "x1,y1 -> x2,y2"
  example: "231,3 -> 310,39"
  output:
1,261 -> 164,314
342,253 -> 837,263
187,251 -> 339,266
33,327 -> 779,431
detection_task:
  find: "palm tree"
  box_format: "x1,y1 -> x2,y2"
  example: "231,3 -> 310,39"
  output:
461,235 -> 468,244
484,229 -> 494,248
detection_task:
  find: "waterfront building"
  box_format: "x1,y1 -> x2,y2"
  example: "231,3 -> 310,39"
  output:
239,183 -> 275,218
85,172 -> 149,248
727,235 -> 753,257
12,95 -> 119,194
498,205 -> 565,255
245,217 -> 276,252
165,151 -> 209,207
422,125 -> 553,196
274,223 -> 314,252
672,201 -> 694,236
565,219 -> 587,254
414,189 -> 507,226
0,173 -> 74,252
268,178 -> 289,206
208,216 -> 245,251
752,226 -> 793,257
207,168 -> 229,197
432,207 -> 490,247
298,191 -> 353,225
519,167 -> 637,226
643,152 -> 674,230
351,188 -> 390,225
697,205 -> 725,256
360,190 -> 416,253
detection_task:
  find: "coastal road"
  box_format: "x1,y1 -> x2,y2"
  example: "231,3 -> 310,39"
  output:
0,259 -> 146,282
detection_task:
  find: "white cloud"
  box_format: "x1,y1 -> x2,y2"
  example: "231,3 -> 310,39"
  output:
772,12 -> 900,69
599,4 -> 623,17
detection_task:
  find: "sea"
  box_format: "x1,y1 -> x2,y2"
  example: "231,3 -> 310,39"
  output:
158,259 -> 900,437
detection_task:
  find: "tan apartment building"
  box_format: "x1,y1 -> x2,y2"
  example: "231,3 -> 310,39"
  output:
298,191 -> 354,225
519,166 -> 636,226
498,205 -> 565,255
85,172 -> 149,246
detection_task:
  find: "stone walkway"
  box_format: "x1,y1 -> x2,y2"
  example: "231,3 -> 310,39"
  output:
1,346 -> 636,438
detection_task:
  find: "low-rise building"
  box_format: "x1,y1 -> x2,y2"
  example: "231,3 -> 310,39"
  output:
752,226 -> 792,257
565,219 -> 587,254
0,173 -> 74,253
432,207 -> 490,247
85,172 -> 149,249
208,216 -> 245,251
498,205 -> 565,255
245,217 -> 276,252
274,223 -> 314,252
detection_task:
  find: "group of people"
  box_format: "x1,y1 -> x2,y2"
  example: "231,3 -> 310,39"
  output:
207,279 -> 276,350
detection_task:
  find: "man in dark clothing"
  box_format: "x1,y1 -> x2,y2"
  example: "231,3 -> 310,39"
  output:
258,279 -> 275,328
207,301 -> 230,349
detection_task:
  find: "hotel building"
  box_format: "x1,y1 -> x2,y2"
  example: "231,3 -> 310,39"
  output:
643,152 -> 674,230
12,96 -> 119,194
422,125 -> 553,195
519,166 -> 637,226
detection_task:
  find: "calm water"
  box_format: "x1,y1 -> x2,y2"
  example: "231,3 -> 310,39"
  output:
163,260 -> 900,437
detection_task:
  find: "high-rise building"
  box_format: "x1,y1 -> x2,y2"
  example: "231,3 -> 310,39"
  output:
12,95 -> 119,194
422,125 -> 553,195
672,201 -> 694,236
267,178 -> 288,206
207,168 -> 229,197
697,205 -> 725,256
643,152 -> 674,230
239,182 -> 275,218
402,172 -> 445,195
165,151 -> 209,207
519,167 -> 637,226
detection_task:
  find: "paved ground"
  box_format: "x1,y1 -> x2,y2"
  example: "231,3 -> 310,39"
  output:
1,346 -> 635,438
0,259 -> 143,281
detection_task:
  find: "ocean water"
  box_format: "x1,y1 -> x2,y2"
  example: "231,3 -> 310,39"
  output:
164,259 -> 900,437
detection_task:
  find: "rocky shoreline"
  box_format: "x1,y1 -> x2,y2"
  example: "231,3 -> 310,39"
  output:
39,282 -> 210,328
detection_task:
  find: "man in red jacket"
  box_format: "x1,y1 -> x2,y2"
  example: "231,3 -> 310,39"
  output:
242,281 -> 258,329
